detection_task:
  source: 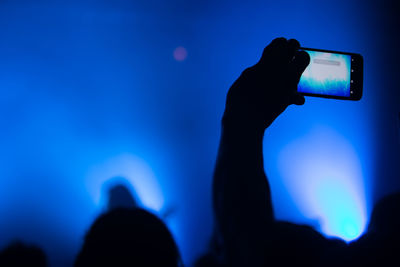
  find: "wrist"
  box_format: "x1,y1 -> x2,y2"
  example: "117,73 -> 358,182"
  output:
221,109 -> 269,135
221,112 -> 266,141
219,111 -> 266,171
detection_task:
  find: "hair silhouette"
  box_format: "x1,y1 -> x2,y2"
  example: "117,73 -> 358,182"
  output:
75,208 -> 181,267
0,242 -> 47,267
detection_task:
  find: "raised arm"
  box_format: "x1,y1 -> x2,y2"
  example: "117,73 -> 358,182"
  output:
212,38 -> 310,266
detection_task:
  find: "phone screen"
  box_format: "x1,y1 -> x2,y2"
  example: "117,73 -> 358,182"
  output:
298,50 -> 352,97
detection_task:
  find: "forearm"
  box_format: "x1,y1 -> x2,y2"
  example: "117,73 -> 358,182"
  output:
215,116 -> 274,217
211,37 -> 309,266
212,116 -> 274,266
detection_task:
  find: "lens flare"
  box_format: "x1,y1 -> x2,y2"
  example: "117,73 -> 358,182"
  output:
173,46 -> 188,61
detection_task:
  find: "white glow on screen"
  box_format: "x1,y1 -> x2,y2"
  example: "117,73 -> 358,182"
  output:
298,51 -> 351,97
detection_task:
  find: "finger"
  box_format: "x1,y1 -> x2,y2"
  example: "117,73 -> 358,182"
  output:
287,39 -> 300,61
259,37 -> 288,65
290,50 -> 310,82
291,93 -> 306,105
287,50 -> 309,105
268,37 -> 288,49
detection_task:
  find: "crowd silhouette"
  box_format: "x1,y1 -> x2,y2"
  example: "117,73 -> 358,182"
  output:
1,38 -> 399,266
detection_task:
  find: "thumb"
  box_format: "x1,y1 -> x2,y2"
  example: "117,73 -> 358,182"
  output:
290,50 -> 311,82
288,50 -> 309,105
291,93 -> 306,105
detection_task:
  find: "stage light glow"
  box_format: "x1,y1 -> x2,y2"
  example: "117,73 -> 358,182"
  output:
278,125 -> 367,241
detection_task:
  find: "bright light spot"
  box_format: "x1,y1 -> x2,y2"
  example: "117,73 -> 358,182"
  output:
85,153 -> 164,212
278,126 -> 367,241
173,46 -> 187,61
313,176 -> 365,241
343,221 -> 358,240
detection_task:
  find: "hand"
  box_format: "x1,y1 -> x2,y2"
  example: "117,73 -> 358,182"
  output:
223,38 -> 310,130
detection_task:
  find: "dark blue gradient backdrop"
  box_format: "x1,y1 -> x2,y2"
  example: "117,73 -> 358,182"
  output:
0,0 -> 399,266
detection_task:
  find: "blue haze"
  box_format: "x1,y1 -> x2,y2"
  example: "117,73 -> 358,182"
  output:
0,1 -> 399,266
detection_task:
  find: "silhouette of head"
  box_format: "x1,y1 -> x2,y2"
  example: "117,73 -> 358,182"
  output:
103,177 -> 140,210
368,192 -> 400,236
266,222 -> 345,267
349,192 -> 400,266
75,208 -> 181,267
108,183 -> 138,210
0,242 -> 47,267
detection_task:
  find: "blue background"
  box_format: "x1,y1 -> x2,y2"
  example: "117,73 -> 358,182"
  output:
0,0 -> 399,266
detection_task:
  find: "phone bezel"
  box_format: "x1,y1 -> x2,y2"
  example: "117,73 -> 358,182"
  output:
299,47 -> 363,101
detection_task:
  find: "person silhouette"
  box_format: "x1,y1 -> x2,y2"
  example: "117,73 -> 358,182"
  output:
212,37 -> 347,267
76,178 -> 181,266
0,242 -> 47,267
74,208 -> 182,267
348,192 -> 400,266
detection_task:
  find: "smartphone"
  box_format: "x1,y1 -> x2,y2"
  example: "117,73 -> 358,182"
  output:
297,47 -> 363,100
